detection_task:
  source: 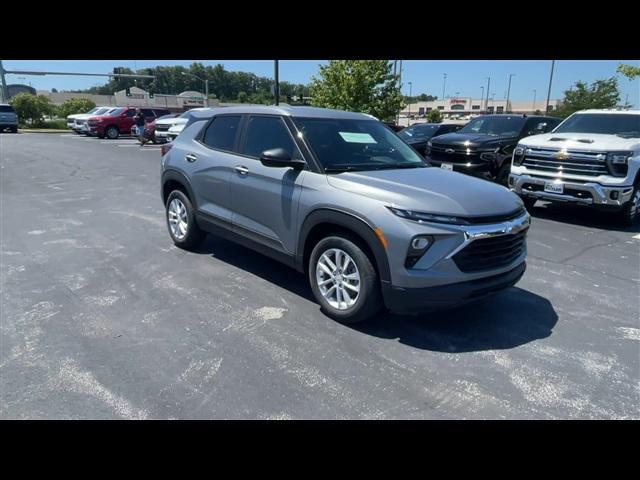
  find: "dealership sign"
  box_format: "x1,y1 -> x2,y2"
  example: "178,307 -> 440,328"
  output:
450,98 -> 466,104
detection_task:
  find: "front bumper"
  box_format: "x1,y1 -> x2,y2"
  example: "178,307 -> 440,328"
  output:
385,261 -> 526,313
509,173 -> 634,208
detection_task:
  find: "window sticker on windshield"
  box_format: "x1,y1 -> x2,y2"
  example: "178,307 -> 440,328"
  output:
338,132 -> 377,144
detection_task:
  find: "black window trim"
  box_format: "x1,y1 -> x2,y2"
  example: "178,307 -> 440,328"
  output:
196,113 -> 244,154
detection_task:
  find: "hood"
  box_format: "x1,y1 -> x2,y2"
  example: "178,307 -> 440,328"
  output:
156,117 -> 188,127
72,113 -> 102,120
520,132 -> 640,151
326,167 -> 522,217
430,132 -> 518,148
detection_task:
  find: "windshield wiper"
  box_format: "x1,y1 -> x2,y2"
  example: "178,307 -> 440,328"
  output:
324,166 -> 368,173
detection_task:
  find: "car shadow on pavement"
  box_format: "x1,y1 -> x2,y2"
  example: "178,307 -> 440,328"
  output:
196,235 -> 558,353
529,201 -> 640,233
351,287 -> 558,353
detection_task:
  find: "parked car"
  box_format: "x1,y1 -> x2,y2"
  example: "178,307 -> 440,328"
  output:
425,114 -> 561,185
87,106 -> 171,139
0,104 -> 18,133
398,123 -> 464,155
74,107 -> 119,134
67,106 -> 110,133
509,109 -> 640,225
130,117 -> 158,143
160,106 -> 529,323
155,112 -> 188,142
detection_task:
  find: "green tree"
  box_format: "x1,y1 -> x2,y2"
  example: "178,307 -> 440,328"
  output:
57,98 -> 96,118
617,63 -> 640,80
551,77 -> 620,118
309,60 -> 404,121
9,93 -> 53,126
427,109 -> 443,123
237,91 -> 248,103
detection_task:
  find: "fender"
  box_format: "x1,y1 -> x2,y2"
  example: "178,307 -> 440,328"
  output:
161,169 -> 198,209
296,208 -> 392,288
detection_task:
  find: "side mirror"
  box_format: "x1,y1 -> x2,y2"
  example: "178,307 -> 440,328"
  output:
259,148 -> 305,169
534,123 -> 547,134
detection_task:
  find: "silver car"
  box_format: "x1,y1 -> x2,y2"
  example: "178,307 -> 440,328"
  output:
0,104 -> 18,133
160,106 -> 530,323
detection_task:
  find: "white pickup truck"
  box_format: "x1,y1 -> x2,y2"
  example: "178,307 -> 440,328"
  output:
509,109 -> 640,226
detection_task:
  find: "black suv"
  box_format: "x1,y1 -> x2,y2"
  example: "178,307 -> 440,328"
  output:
398,123 -> 463,155
425,114 -> 561,185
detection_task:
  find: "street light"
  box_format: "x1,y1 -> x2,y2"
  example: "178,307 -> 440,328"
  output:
532,89 -> 537,112
442,73 -> 447,100
407,81 -> 412,122
506,74 -> 515,113
545,60 -> 555,114
480,86 -> 484,109
181,71 -> 209,107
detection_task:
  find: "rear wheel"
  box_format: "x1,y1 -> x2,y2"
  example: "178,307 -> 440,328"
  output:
10,126 -> 18,133
615,185 -> 639,227
105,125 -> 119,139
309,235 -> 383,324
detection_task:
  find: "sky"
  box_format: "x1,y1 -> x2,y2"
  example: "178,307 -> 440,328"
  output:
3,60 -> 639,107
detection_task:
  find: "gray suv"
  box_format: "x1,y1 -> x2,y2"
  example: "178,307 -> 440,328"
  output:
161,106 -> 530,323
0,104 -> 18,133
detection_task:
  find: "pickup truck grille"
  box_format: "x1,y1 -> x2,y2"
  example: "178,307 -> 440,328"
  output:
522,147 -> 608,177
156,124 -> 171,132
429,143 -> 477,163
453,229 -> 527,273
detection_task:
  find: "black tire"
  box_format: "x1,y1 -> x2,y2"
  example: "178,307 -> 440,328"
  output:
496,162 -> 511,186
615,185 -> 639,227
521,196 -> 537,212
105,125 -> 119,139
165,190 -> 205,250
10,126 -> 18,133
308,235 -> 383,324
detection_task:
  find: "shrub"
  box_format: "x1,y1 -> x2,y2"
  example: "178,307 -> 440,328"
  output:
9,93 -> 53,127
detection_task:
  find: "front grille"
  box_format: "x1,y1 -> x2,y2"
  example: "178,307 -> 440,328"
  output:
464,208 -> 526,225
453,229 -> 527,273
156,124 -> 171,131
429,143 -> 477,163
521,183 -> 593,201
522,147 -> 608,177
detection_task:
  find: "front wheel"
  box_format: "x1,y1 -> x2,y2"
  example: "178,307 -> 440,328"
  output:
615,186 -> 639,227
105,126 -> 119,139
496,162 -> 511,187
165,190 -> 205,250
309,236 -> 383,324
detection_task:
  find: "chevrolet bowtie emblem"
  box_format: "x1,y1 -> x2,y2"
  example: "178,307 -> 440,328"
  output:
554,150 -> 570,160
445,148 -> 455,154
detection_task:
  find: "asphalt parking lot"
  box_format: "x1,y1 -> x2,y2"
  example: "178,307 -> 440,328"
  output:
1,132 -> 639,419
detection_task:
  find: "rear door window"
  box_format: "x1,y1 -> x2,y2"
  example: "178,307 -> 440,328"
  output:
0,105 -> 15,113
201,115 -> 242,152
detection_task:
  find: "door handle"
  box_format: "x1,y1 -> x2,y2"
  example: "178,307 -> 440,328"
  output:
235,165 -> 249,175
185,153 -> 197,163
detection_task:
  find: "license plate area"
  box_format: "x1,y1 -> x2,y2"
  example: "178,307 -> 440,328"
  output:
544,182 -> 564,194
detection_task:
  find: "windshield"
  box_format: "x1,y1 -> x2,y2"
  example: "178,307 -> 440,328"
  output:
107,108 -> 124,116
85,107 -> 100,115
0,105 -> 15,113
554,113 -> 640,138
459,116 -> 526,136
94,107 -> 110,115
179,111 -> 192,118
398,124 -> 439,141
294,117 -> 426,172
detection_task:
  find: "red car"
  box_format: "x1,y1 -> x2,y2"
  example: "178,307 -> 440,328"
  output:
87,107 -> 171,139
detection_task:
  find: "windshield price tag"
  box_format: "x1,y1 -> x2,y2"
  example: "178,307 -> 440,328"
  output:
338,132 -> 377,144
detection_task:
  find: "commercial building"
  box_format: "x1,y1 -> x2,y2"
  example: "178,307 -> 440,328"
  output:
399,97 -> 562,126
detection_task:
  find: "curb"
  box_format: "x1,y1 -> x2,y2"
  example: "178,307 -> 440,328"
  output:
16,130 -> 70,134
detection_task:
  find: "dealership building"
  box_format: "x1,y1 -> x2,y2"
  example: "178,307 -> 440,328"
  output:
399,97 -> 562,125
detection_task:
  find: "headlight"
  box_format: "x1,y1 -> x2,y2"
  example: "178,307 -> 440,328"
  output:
607,151 -> 633,177
513,144 -> 526,165
387,206 -> 468,225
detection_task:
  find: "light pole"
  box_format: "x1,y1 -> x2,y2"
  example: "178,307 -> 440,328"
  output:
506,73 -> 515,113
480,86 -> 484,111
442,73 -> 447,100
545,60 -> 555,114
532,89 -> 537,112
274,60 -> 279,106
182,72 -> 209,107
485,77 -> 491,113
407,81 -> 412,122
